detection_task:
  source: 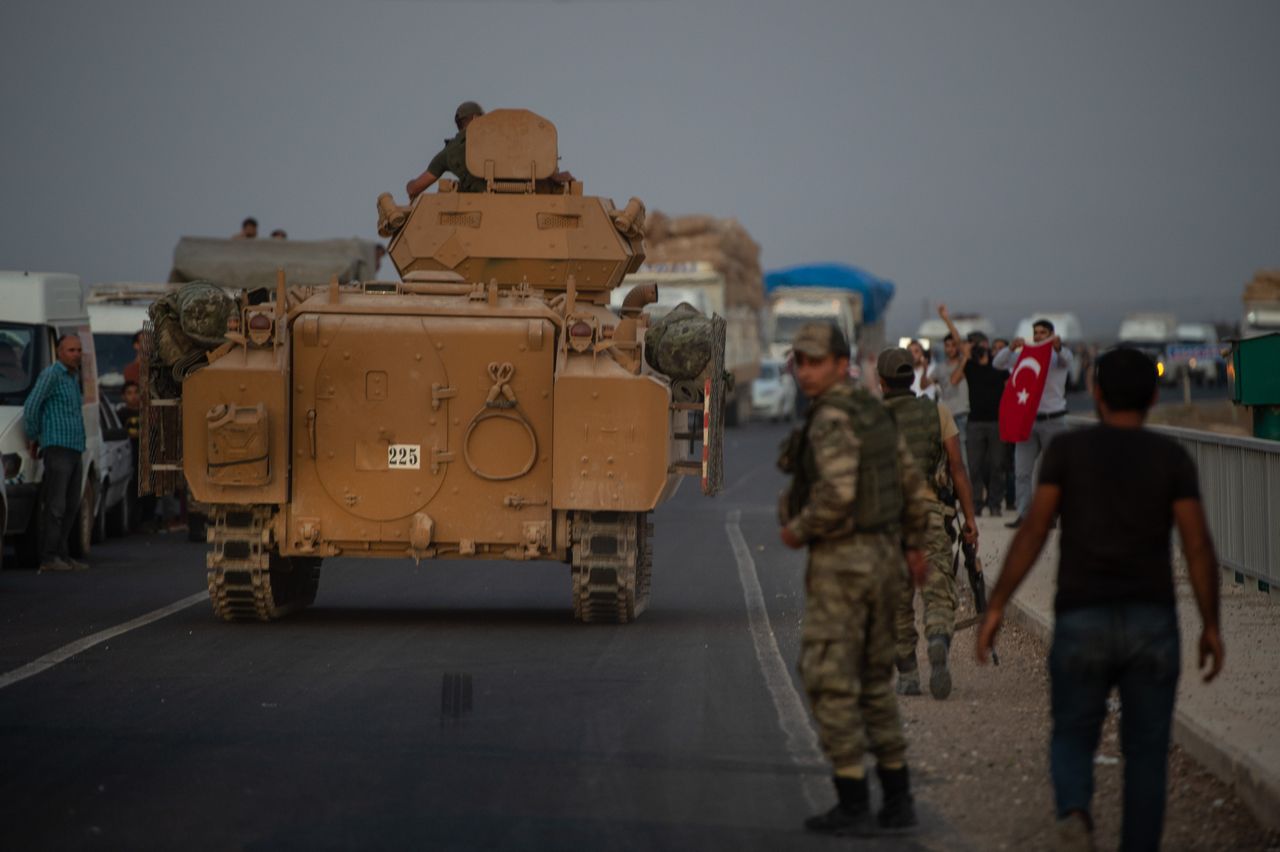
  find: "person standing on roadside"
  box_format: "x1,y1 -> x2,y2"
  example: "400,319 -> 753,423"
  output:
907,339 -> 936,400
977,347 -> 1223,852
22,334 -> 88,572
927,305 -> 970,467
991,337 -> 1017,509
877,347 -> 978,701
935,309 -> 1010,517
993,319 -> 1073,528
778,323 -> 930,836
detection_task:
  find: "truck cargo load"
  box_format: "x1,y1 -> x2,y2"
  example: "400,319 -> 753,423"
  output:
763,263 -> 895,371
170,237 -> 378,290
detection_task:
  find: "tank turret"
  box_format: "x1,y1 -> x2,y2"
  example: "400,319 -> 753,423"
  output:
377,109 -> 645,297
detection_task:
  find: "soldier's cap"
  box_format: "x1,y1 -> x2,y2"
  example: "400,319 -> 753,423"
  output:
876,347 -> 916,381
454,101 -> 484,125
791,322 -> 850,359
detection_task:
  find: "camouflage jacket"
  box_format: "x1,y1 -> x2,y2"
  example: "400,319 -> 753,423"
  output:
780,382 -> 929,550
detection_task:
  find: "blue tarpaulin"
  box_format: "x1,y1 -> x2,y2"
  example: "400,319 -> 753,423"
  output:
764,263 -> 895,324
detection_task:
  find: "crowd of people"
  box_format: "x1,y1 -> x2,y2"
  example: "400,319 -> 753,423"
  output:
778,319 -> 1223,850
901,304 -> 1077,529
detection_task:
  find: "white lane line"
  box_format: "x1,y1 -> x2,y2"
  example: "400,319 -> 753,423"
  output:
725,509 -> 828,810
0,591 -> 207,691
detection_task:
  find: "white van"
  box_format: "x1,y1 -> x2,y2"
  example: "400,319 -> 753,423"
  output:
0,271 -> 104,568
87,283 -> 170,400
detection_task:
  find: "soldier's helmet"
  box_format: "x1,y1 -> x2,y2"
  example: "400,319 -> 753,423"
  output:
454,101 -> 484,128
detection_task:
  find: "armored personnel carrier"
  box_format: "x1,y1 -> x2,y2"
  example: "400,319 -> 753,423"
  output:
143,109 -> 725,624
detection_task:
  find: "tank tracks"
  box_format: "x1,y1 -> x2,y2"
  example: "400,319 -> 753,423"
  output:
207,506 -> 321,621
570,511 -> 653,624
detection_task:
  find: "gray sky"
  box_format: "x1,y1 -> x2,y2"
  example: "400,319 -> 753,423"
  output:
3,0 -> 1277,338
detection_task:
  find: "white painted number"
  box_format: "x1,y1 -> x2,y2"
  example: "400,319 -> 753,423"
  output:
387,444 -> 421,469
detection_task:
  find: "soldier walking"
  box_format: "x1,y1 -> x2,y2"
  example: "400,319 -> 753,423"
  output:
877,347 -> 979,700
777,323 -> 931,836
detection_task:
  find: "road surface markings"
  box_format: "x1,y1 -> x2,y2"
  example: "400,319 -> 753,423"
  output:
0,591 -> 206,691
725,509 -> 827,810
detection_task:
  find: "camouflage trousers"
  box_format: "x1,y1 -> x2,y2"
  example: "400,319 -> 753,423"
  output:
799,532 -> 908,770
894,501 -> 957,662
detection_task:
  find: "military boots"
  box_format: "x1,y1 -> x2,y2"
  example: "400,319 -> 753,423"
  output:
804,776 -> 875,836
876,764 -> 918,831
928,635 -> 952,700
895,655 -> 922,696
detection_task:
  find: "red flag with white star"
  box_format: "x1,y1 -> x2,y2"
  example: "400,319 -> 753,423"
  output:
998,339 -> 1055,442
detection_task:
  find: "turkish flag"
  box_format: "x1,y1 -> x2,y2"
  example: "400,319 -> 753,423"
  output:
999,340 -> 1054,443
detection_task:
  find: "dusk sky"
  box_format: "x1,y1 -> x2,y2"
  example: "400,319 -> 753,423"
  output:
3,0 -> 1277,338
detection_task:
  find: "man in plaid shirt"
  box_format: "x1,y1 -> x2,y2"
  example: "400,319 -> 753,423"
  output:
23,334 -> 88,572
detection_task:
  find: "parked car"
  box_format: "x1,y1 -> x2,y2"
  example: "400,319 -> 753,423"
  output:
751,359 -> 797,422
93,400 -> 132,541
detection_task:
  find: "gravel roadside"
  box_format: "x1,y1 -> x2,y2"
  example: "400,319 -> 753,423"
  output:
898,605 -> 1280,851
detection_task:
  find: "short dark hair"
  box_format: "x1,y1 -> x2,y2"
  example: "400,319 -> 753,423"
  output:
56,333 -> 80,349
242,217 -> 258,228
993,337 -> 1009,346
943,333 -> 955,344
132,330 -> 144,345
1033,318 -> 1055,334
1095,347 -> 1157,412
122,380 -> 140,392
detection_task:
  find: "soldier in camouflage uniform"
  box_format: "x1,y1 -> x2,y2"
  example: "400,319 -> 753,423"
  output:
406,101 -> 487,200
876,347 -> 979,701
777,323 -> 931,836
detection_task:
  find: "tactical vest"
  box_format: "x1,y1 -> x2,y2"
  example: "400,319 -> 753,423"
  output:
781,386 -> 904,534
883,392 -> 944,491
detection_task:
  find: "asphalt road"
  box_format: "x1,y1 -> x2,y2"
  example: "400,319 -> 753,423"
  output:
0,420 -> 948,852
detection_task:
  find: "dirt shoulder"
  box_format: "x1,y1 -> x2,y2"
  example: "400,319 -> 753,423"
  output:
900,610 -> 1280,850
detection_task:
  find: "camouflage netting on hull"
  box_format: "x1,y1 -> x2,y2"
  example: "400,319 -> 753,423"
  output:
147,281 -> 236,396
645,302 -> 714,380
170,237 -> 377,289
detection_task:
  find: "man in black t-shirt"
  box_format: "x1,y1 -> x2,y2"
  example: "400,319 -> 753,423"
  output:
961,331 -> 1008,516
975,347 -> 1223,852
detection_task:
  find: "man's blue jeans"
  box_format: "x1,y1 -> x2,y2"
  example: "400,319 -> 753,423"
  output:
1050,603 -> 1180,852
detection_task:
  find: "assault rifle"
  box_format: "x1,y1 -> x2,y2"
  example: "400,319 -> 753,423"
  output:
954,537 -> 999,665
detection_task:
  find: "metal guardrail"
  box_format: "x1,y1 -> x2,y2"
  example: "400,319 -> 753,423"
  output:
1066,416 -> 1279,590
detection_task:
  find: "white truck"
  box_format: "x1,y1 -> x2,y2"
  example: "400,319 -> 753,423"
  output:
763,265 -> 896,389
614,261 -> 764,425
1,271 -> 105,568
1117,313 -> 1177,383
88,283 -> 172,398
768,289 -> 863,362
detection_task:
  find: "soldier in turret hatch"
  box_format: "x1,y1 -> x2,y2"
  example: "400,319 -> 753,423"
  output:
406,101 -> 487,200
